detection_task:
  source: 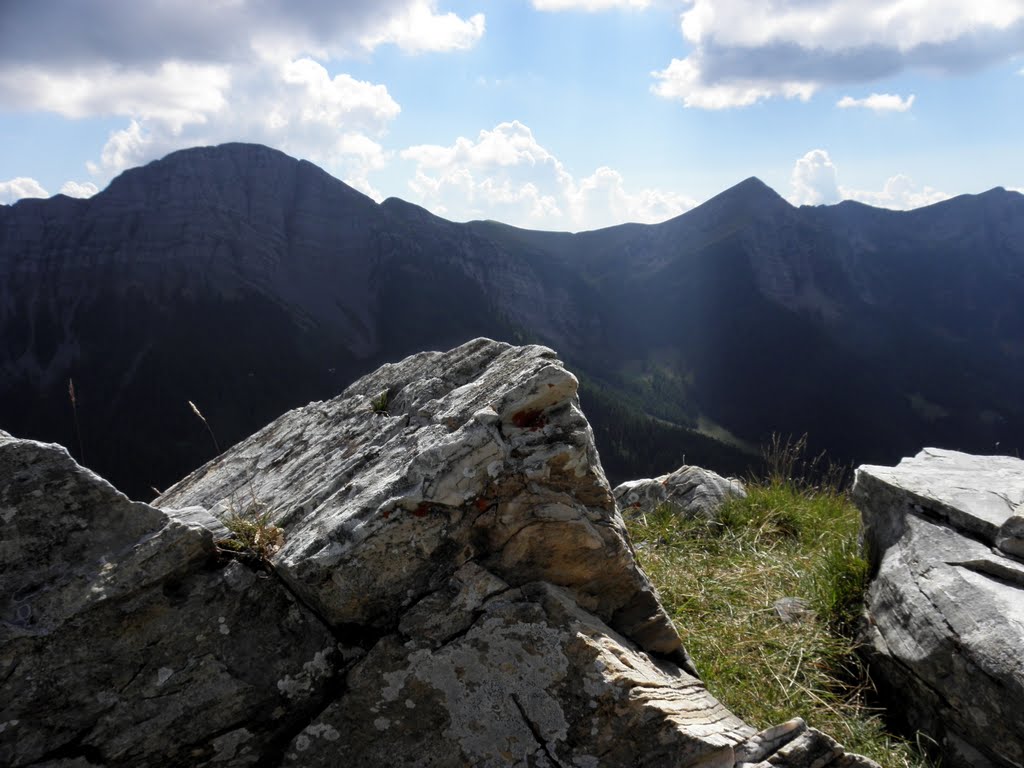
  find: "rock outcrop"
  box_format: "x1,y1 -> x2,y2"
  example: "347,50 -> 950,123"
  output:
854,448 -> 1024,768
0,429 -> 340,767
614,465 -> 746,520
2,339 -> 875,766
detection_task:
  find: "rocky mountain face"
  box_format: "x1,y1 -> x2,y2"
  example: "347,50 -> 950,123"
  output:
854,449 -> 1024,768
0,339 -> 877,767
2,142 -> 1022,498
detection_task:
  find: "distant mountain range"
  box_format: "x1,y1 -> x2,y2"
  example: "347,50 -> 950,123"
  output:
3,143 -> 1022,498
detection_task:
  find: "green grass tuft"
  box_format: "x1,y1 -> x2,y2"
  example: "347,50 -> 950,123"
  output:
628,476 -> 930,767
218,495 -> 283,564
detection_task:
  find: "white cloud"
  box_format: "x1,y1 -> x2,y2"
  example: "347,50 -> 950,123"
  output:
680,0 -> 1024,51
0,1 -> 483,195
837,93 -> 915,112
360,2 -> 484,53
790,150 -> 840,206
401,121 -> 694,230
59,181 -> 100,199
78,57 -> 400,199
0,177 -> 48,204
0,2 -> 485,65
845,175 -> 950,209
654,0 -> 1024,109
0,61 -> 231,130
652,55 -> 817,109
789,149 -> 950,209
531,0 -> 652,10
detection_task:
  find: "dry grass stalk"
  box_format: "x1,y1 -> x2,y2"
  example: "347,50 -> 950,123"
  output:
188,399 -> 220,453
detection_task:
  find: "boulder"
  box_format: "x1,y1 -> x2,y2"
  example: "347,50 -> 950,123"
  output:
853,448 -> 1024,768
3,338 -> 875,766
614,465 -> 746,520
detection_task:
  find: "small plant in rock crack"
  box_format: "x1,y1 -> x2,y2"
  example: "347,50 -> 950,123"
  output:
216,494 -> 284,565
370,390 -> 390,416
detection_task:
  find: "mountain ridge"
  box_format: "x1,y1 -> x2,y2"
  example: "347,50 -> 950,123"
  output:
2,142 -> 1022,498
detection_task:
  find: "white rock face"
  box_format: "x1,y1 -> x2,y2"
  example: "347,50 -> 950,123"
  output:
614,465 -> 746,520
158,337 -> 685,657
854,448 -> 1024,768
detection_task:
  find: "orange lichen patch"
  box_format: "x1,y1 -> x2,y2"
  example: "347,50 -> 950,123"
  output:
511,408 -> 547,431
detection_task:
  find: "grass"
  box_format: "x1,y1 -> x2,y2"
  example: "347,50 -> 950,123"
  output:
370,390 -> 390,416
67,378 -> 85,463
627,456 -> 931,767
217,493 -> 284,565
189,399 -> 221,453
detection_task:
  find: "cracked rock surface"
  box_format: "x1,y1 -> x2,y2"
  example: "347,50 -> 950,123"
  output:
854,448 -> 1024,768
3,339 -> 874,766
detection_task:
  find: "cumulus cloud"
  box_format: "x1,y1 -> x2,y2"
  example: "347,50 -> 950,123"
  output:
790,150 -> 840,206
789,149 -> 949,209
0,1 -> 484,66
0,177 -> 49,204
80,58 -> 400,198
531,0 -> 651,10
360,2 -> 484,52
0,2 -> 483,194
0,62 -> 231,130
652,55 -> 816,109
400,121 -> 694,230
837,93 -> 916,112
845,175 -> 950,209
653,0 -> 1024,108
59,181 -> 99,198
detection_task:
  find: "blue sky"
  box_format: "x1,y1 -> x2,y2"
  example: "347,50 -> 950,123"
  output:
1,0 -> 1023,230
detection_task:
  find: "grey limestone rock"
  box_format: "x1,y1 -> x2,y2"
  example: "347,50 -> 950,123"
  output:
3,341 -> 874,767
853,448 -> 1024,768
614,464 -> 747,520
0,431 -> 340,767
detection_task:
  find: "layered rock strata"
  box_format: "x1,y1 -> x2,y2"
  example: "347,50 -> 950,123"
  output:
854,448 -> 1024,768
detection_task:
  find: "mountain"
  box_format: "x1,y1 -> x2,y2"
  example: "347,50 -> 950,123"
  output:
2,143 -> 1022,498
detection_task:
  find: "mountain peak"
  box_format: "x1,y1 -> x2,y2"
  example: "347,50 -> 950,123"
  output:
669,175 -> 790,226
720,176 -> 788,205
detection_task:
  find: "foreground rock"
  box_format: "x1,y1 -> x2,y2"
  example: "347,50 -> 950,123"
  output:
614,465 -> 746,520
0,430 -> 339,767
854,448 -> 1024,768
3,339 -> 875,766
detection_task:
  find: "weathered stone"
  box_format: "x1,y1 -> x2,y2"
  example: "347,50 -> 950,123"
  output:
158,338 -> 686,662
0,430 -> 340,767
3,340 -> 875,766
614,464 -> 746,520
285,576 -> 752,767
996,512 -> 1024,558
735,718 -> 881,768
853,448 -> 1024,768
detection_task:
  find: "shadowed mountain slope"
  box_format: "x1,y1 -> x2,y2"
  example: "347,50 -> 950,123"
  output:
2,143 -> 1022,497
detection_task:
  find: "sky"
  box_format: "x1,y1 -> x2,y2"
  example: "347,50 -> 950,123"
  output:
1,0 -> 1023,231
